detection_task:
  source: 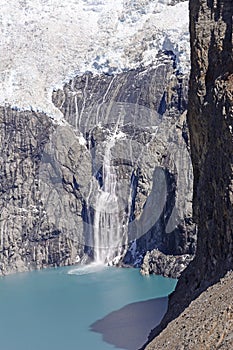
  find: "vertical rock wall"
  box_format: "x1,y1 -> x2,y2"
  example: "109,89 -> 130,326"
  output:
0,107 -> 90,274
188,0 -> 233,284
144,0 -> 233,344
0,54 -> 195,274
52,59 -> 195,267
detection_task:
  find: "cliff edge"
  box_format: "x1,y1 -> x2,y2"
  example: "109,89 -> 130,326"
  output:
144,0 -> 233,347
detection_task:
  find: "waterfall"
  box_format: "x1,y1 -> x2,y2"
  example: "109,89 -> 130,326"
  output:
93,129 -> 123,264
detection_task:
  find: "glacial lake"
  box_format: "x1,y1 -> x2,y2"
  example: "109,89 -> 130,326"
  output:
0,264 -> 177,350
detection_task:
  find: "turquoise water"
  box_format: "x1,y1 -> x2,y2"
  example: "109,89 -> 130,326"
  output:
0,264 -> 176,350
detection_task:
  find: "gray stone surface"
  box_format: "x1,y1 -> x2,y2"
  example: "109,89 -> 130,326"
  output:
0,108 -> 86,274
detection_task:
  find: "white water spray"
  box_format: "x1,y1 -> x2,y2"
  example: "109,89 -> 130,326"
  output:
93,127 -> 124,264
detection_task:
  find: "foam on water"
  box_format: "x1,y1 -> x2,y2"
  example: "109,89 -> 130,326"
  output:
67,262 -> 106,275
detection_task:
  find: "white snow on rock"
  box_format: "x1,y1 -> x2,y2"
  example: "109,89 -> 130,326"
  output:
0,0 -> 189,120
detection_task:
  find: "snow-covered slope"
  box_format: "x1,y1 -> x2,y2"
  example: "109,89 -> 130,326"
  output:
0,0 -> 189,119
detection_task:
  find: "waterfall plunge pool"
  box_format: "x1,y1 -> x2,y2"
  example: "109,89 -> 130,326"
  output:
0,265 -> 177,350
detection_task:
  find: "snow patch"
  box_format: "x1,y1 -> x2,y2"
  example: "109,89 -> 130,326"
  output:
78,135 -> 87,146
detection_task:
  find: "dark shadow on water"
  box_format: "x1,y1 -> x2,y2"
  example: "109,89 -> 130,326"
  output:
90,297 -> 168,350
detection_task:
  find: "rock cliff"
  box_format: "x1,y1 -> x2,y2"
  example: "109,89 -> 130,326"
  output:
143,0 -> 233,347
0,52 -> 195,274
0,107 -> 88,274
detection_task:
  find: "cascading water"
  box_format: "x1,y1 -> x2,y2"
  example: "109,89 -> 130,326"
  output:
93,128 -> 124,264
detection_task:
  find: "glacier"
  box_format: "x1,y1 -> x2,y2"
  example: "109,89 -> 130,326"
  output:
0,0 -> 189,120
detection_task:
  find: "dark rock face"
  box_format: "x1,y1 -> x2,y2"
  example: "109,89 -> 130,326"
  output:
143,0 -> 233,346
0,108 -> 86,274
0,52 -> 195,274
188,0 -> 233,284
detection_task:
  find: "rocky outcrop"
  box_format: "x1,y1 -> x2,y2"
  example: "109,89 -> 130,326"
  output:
140,249 -> 193,278
144,0 -> 233,347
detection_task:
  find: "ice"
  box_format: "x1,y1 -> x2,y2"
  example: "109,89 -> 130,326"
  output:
0,0 -> 189,119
